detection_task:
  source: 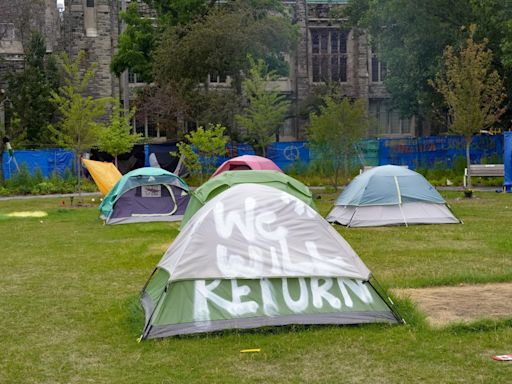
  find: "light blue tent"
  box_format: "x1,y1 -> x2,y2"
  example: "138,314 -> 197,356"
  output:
327,165 -> 461,227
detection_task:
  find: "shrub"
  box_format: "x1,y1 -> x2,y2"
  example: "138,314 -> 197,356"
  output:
0,166 -> 98,196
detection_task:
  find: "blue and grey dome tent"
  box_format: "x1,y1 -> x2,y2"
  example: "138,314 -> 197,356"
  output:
327,165 -> 461,227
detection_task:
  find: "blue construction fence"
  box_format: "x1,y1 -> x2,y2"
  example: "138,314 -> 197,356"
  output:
2,148 -> 75,179
263,135 -> 503,171
1,135 -> 505,179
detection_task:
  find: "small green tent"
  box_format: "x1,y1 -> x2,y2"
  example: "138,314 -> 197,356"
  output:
180,170 -> 316,229
140,183 -> 401,339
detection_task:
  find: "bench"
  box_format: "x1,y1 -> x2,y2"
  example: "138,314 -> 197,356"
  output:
463,164 -> 504,188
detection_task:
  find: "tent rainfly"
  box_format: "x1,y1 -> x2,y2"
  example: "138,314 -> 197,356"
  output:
139,183 -> 401,339
327,165 -> 461,227
180,170 -> 316,229
82,159 -> 122,195
99,168 -> 190,225
211,155 -> 282,177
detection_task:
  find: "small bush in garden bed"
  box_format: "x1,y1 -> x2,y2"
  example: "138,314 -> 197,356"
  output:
1,165 -> 98,196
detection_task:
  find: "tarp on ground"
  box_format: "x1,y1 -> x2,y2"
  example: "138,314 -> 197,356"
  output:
140,183 -> 400,339
180,170 -> 316,229
82,159 -> 122,196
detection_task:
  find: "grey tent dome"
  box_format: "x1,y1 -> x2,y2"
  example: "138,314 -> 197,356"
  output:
327,165 -> 461,227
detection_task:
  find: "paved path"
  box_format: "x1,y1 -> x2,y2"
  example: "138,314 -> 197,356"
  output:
0,192 -> 101,201
0,185 -> 504,201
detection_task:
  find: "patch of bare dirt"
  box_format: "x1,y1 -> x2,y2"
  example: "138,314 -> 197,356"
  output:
147,243 -> 171,254
393,283 -> 512,326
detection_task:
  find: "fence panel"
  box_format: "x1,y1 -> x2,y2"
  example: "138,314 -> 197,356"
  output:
267,141 -> 310,170
2,149 -> 74,179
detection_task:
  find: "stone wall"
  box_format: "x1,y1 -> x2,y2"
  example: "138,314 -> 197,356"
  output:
0,0 -> 60,91
60,0 -> 119,100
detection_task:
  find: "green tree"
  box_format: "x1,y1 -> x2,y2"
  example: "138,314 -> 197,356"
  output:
235,57 -> 290,156
176,123 -> 228,182
111,0 -> 216,84
308,97 -> 369,188
110,3 -> 157,83
156,1 -> 296,89
145,0 -> 212,26
343,0 -> 511,123
6,31 -> 60,146
98,100 -> 141,167
50,51 -> 110,194
430,25 -> 505,191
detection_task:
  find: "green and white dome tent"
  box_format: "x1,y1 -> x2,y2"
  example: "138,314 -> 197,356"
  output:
327,165 -> 461,227
140,183 -> 402,339
179,170 -> 317,230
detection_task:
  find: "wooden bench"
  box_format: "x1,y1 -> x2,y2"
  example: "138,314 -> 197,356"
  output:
463,164 -> 504,188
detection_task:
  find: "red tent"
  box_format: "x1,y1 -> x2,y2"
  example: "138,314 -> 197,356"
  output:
211,155 -> 282,177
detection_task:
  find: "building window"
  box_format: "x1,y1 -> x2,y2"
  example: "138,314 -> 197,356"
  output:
208,72 -> 228,84
0,23 -> 16,40
209,72 -> 227,83
311,28 -> 348,83
86,0 -> 95,7
369,100 -> 412,136
371,47 -> 387,83
128,71 -> 143,84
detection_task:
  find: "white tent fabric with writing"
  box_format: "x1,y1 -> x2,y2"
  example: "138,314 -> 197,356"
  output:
140,183 -> 401,339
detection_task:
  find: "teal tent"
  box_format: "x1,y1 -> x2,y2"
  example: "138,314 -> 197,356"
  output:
99,168 -> 190,224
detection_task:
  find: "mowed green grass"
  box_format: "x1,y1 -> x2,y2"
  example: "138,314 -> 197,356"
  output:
1,192 -> 511,383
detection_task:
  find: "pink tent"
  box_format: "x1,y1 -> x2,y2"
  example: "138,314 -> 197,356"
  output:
211,155 -> 283,177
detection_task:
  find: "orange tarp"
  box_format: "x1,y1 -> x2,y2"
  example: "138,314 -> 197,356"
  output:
82,159 -> 122,195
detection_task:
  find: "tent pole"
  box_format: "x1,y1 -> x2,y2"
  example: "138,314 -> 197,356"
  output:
394,176 -> 408,227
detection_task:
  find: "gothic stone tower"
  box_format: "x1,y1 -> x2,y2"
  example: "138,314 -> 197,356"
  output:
0,0 -> 60,90
61,0 -> 119,100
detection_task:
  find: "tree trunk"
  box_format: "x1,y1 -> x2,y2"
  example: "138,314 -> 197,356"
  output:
76,152 -> 82,201
334,162 -> 339,190
465,137 -> 472,190
115,156 -> 118,168
343,153 -> 349,179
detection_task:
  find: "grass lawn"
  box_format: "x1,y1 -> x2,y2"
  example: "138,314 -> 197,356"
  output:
1,191 -> 511,383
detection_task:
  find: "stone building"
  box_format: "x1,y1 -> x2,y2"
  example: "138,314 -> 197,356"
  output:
59,0 -> 120,99
0,0 -> 61,90
1,0 -> 417,141
0,0 -> 61,132
210,0 -> 416,140
288,0 -> 415,139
